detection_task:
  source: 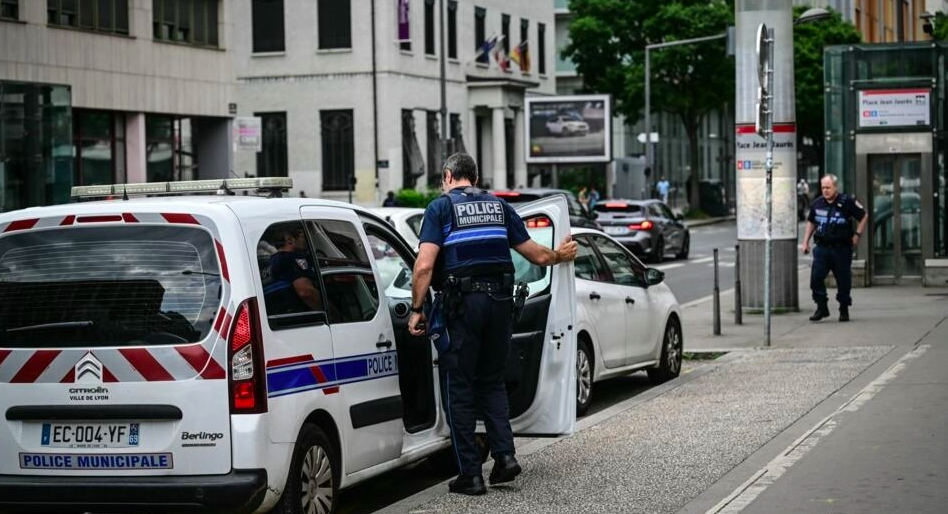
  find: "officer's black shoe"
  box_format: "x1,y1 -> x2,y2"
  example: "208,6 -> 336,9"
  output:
839,307 -> 850,322
489,454 -> 522,485
448,474 -> 486,496
809,304 -> 830,321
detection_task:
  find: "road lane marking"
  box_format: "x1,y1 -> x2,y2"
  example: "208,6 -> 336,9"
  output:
706,345 -> 930,514
693,257 -> 715,264
654,263 -> 685,271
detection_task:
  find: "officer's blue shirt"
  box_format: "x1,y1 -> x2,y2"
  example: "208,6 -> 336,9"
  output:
808,193 -> 865,245
266,250 -> 317,313
418,188 -> 530,249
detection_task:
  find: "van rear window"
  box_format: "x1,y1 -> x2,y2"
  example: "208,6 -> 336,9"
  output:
0,226 -> 221,348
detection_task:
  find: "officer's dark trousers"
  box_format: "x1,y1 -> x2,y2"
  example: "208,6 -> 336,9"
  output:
439,290 -> 514,477
811,244 -> 853,306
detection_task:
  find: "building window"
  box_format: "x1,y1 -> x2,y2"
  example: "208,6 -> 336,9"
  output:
73,110 -> 126,186
146,115 -> 195,183
474,6 -> 486,64
1,0 -> 18,20
257,112 -> 288,178
538,22 -> 546,74
252,0 -> 284,52
501,14 -> 510,54
424,0 -> 435,55
520,18 -> 528,48
447,0 -> 457,59
318,0 -> 351,49
153,0 -> 219,46
320,110 -> 354,191
47,0 -> 129,35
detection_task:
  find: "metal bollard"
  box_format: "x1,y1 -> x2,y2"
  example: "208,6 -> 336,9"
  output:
734,244 -> 742,325
713,248 -> 721,336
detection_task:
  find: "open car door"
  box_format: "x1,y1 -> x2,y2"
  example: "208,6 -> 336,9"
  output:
505,196 -> 577,436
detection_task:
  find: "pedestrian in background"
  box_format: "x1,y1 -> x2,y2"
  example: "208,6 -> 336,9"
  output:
802,174 -> 868,322
407,152 -> 578,496
382,191 -> 398,207
588,185 -> 601,207
657,175 -> 670,204
578,186 -> 589,208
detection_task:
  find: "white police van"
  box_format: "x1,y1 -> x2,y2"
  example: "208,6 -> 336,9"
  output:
0,178 -> 576,514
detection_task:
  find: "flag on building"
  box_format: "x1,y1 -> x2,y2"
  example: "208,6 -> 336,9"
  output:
510,41 -> 530,72
474,34 -> 500,61
491,40 -> 510,72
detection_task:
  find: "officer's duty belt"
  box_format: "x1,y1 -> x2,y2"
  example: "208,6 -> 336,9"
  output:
454,274 -> 514,293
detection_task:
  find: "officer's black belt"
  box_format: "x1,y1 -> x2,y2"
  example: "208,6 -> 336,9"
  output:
452,274 -> 514,293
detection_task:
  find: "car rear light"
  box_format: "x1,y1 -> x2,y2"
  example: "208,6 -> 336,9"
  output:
494,191 -> 521,197
629,220 -> 654,231
604,202 -> 627,208
228,298 -> 268,414
526,216 -> 552,228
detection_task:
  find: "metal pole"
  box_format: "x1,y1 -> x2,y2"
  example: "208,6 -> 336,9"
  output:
734,244 -> 742,325
763,27 -> 774,347
438,0 -> 448,164
644,47 -> 651,173
713,248 -> 721,335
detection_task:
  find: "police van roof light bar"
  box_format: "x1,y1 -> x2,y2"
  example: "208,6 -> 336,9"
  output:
71,178 -> 294,199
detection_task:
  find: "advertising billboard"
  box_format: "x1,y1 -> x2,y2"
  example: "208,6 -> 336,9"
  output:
525,94 -> 612,164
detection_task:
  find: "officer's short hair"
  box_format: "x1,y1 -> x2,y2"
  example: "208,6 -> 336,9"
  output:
821,174 -> 838,186
443,153 -> 478,184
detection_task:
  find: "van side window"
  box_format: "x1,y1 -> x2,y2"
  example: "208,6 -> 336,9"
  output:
308,219 -> 380,324
258,221 -> 329,330
365,230 -> 413,300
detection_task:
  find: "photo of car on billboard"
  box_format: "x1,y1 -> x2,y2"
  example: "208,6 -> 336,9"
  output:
525,94 -> 612,164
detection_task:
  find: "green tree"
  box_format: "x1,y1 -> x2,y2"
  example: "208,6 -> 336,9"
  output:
932,12 -> 948,41
793,6 -> 861,176
563,0 -> 734,209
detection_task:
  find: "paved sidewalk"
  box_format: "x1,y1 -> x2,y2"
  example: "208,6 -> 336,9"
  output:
377,270 -> 948,514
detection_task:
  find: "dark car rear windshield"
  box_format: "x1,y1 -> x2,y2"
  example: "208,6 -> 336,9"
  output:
593,203 -> 643,214
0,226 -> 221,348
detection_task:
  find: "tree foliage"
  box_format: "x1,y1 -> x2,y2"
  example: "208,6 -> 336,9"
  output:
933,12 -> 948,41
563,0 -> 734,209
792,6 -> 861,175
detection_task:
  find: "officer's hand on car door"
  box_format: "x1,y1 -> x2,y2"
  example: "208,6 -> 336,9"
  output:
556,236 -> 578,262
408,312 -> 426,336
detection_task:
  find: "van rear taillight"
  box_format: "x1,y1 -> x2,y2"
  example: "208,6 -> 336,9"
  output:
228,298 -> 268,414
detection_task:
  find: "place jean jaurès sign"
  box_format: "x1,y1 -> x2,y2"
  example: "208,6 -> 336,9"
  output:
858,88 -> 931,128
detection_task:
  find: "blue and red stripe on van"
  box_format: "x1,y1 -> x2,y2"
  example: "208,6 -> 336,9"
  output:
266,351 -> 399,398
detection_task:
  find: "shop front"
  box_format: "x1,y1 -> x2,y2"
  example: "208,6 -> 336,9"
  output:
825,42 -> 948,286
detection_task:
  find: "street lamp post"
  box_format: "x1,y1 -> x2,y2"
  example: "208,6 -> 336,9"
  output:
439,0 -> 448,164
644,33 -> 728,187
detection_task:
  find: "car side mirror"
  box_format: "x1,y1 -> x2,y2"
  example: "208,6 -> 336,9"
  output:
645,268 -> 665,286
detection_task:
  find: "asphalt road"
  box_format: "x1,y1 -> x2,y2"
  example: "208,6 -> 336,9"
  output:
657,221 -> 739,305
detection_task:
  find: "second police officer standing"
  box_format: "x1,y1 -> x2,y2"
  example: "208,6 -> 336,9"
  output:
408,153 -> 578,496
802,174 -> 869,322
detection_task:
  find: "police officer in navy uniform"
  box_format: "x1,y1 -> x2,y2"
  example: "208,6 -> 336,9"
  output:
408,153 -> 578,496
802,174 -> 868,322
268,226 -> 325,313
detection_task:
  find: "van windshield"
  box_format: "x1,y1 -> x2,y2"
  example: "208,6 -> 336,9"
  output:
0,226 -> 221,348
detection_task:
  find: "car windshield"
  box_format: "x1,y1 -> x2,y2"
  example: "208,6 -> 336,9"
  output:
593,203 -> 643,214
0,226 -> 221,348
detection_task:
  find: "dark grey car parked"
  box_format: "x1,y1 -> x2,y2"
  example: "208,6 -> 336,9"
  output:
492,188 -> 601,230
592,199 -> 690,263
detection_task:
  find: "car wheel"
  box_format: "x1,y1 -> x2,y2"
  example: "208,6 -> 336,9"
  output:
649,238 -> 665,264
647,317 -> 683,385
675,233 -> 690,260
273,423 -> 337,514
576,338 -> 594,416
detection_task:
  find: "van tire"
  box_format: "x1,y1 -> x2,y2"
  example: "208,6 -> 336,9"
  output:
273,423 -> 337,514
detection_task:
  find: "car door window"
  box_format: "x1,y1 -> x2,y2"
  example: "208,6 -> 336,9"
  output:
364,229 -> 413,300
650,204 -> 665,220
592,235 -> 645,287
574,236 -> 609,282
659,203 -> 675,220
307,219 -> 379,324
258,221 -> 330,330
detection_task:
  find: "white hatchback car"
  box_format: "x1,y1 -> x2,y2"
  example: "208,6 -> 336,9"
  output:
0,179 -> 576,514
570,227 -> 683,415
364,207 -> 425,249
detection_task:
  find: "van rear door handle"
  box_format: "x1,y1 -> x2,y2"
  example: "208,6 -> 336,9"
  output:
376,335 -> 393,349
589,292 -> 601,300
625,297 -> 635,304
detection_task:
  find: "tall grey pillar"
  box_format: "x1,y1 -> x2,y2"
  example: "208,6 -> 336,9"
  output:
125,113 -> 147,183
491,107 -> 507,190
513,108 -> 526,189
735,0 -> 799,310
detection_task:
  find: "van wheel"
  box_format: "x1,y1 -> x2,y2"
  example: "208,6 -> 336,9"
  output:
274,423 -> 337,514
576,338 -> 593,416
647,318 -> 682,385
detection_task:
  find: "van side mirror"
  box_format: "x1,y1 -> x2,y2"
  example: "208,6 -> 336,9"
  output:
645,268 -> 665,286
